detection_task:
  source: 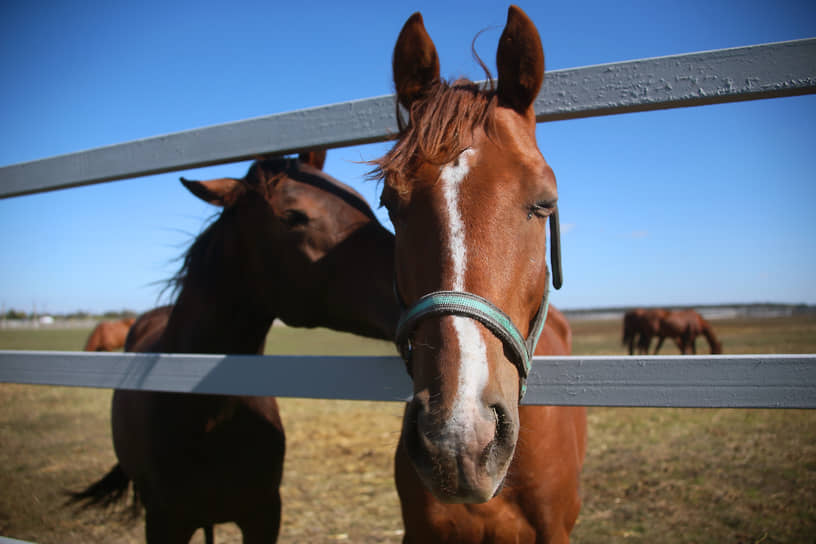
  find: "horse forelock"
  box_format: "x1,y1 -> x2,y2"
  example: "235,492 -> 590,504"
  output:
247,158 -> 296,197
370,78 -> 497,197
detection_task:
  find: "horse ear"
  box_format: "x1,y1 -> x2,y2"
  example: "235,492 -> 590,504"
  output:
496,5 -> 544,114
299,149 -> 326,170
393,12 -> 440,110
180,177 -> 243,207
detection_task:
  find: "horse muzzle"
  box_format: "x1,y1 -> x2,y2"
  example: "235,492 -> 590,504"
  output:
402,388 -> 518,503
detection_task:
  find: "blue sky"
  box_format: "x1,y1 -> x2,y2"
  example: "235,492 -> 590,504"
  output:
1,0 -> 814,314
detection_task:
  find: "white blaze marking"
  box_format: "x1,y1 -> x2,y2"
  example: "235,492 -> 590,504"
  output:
439,149 -> 487,436
440,152 -> 470,292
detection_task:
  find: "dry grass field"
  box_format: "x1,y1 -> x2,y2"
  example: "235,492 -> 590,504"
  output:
1,314 -> 814,543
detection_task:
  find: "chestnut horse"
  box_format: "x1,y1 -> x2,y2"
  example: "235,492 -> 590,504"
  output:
83,316 -> 136,351
372,7 -> 586,542
622,308 -> 668,355
70,151 -> 398,543
654,309 -> 722,355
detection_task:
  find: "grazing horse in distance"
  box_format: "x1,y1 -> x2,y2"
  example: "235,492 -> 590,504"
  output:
654,309 -> 722,355
83,316 -> 137,351
372,7 -> 586,542
70,150 -> 399,544
622,308 -> 668,355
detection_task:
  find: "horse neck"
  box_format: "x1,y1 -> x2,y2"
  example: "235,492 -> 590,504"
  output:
159,282 -> 273,355
699,320 -> 721,353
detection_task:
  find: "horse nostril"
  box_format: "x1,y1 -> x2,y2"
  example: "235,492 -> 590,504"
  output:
491,404 -> 512,445
403,397 -> 432,454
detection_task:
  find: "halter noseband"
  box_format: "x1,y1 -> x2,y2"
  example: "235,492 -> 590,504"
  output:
394,209 -> 563,400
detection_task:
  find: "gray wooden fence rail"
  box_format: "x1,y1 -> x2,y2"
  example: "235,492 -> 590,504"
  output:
1,38 -> 815,409
1,351 -> 814,408
1,39 -> 814,199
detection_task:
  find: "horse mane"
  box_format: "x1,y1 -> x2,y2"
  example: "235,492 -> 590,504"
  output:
162,157 -> 304,302
164,208 -> 236,301
369,77 -> 498,196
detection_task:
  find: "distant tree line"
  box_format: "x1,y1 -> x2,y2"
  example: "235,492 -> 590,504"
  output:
2,309 -> 138,320
3,309 -> 28,320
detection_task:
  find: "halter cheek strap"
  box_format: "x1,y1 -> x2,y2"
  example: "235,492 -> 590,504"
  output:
394,269 -> 550,399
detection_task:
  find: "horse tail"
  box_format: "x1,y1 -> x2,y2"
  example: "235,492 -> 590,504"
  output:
204,524 -> 215,544
66,463 -> 140,518
700,320 -> 722,354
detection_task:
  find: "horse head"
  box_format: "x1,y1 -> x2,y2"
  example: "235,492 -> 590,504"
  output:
374,6 -> 558,503
179,151 -> 398,342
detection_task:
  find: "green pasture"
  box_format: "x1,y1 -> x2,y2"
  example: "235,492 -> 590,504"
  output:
0,324 -> 395,355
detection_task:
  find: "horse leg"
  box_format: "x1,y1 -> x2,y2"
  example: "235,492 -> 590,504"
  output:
237,493 -> 282,544
677,331 -> 690,354
653,336 -> 665,355
638,333 -> 651,355
680,327 -> 694,355
144,509 -> 197,544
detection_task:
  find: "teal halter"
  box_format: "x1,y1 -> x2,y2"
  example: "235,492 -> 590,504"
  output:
394,209 -> 563,399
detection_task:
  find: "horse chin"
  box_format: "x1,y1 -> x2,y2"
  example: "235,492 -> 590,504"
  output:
408,442 -> 514,504
436,462 -> 512,504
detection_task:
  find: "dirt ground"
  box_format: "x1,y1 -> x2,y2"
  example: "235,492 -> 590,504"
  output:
1,315 -> 814,543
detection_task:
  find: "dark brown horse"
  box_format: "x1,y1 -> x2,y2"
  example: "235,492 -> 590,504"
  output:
83,316 -> 137,351
71,151 -> 398,543
622,308 -> 668,355
123,305 -> 172,352
372,7 -> 586,542
654,309 -> 722,355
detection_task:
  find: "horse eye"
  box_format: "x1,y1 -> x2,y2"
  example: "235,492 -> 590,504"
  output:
282,209 -> 310,228
527,200 -> 556,220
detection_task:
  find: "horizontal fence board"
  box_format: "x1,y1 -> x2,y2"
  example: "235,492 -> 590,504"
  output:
0,537 -> 31,544
525,355 -> 816,408
1,350 -> 814,408
535,38 -> 816,121
1,38 -> 814,199
0,95 -> 396,199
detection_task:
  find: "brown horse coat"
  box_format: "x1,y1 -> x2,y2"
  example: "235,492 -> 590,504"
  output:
654,309 -> 722,354
622,308 -> 668,355
83,316 -> 136,351
123,305 -> 171,352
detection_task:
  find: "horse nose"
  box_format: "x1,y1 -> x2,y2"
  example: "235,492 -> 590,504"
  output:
405,392 -> 515,502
